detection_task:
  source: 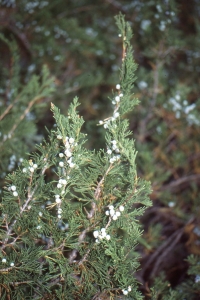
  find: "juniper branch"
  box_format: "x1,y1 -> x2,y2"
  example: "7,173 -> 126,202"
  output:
1,163 -> 48,250
69,163 -> 113,263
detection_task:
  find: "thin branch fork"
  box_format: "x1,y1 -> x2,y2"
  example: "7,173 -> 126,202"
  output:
0,94 -> 44,148
139,218 -> 194,281
0,94 -> 20,122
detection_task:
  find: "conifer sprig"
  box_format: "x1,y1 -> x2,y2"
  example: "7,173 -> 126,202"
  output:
0,14 -> 151,299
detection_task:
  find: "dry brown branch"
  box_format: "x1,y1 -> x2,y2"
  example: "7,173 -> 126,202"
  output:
161,174 -> 200,192
139,227 -> 184,280
0,99 -> 15,122
150,228 -> 184,278
0,14 -> 32,55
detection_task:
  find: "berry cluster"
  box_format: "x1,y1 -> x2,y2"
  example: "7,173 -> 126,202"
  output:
122,286 -> 132,295
22,160 -> 38,173
93,228 -> 111,243
57,136 -> 76,168
105,205 -> 124,220
8,185 -> 18,197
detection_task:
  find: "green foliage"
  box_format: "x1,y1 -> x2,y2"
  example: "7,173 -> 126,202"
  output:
150,256 -> 200,300
1,0 -> 200,299
0,14 -> 151,299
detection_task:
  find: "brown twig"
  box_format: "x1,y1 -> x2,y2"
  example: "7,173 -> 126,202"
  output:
0,94 -> 43,148
0,94 -> 19,122
69,164 -> 113,263
0,18 -> 32,55
139,227 -> 184,279
150,228 -> 184,278
139,218 -> 195,281
161,174 -> 200,192
78,248 -> 91,266
9,280 -> 32,286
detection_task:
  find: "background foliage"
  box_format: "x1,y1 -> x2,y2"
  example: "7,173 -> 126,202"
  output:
0,0 -> 200,299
